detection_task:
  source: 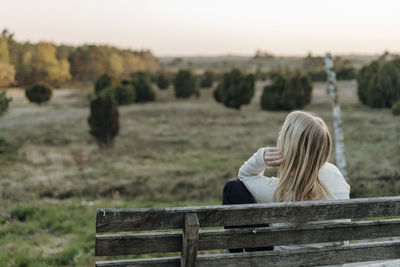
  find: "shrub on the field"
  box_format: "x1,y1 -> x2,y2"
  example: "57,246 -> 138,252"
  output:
174,70 -> 198,99
213,69 -> 255,110
334,57 -> 357,80
261,71 -> 312,111
0,92 -> 12,116
88,96 -> 119,147
309,70 -> 327,82
25,84 -> 52,104
336,67 -> 356,80
104,85 -> 136,106
391,99 -> 400,116
94,74 -> 119,95
200,71 -> 214,88
156,72 -> 170,90
357,58 -> 400,108
129,72 -> 156,102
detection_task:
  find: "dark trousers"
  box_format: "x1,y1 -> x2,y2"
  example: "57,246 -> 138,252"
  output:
222,178 -> 273,252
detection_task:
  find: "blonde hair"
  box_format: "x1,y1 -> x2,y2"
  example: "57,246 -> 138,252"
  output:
273,111 -> 333,202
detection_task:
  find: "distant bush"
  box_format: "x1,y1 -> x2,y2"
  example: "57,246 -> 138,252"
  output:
129,72 -> 156,102
156,72 -> 170,90
334,57 -> 356,80
174,70 -> 198,99
357,57 -> 400,108
25,84 -> 52,104
200,71 -> 214,88
0,91 -> 11,116
94,74 -> 119,95
261,71 -> 312,111
101,85 -> 136,105
336,67 -> 356,80
308,70 -> 327,82
392,99 -> 400,115
88,96 -> 119,147
213,69 -> 255,110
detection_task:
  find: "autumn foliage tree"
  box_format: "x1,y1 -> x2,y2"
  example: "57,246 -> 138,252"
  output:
0,31 -> 15,88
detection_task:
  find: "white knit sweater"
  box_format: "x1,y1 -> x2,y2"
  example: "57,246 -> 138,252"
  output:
238,147 -> 351,250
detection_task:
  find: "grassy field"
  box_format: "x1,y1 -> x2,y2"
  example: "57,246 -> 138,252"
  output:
0,80 -> 399,266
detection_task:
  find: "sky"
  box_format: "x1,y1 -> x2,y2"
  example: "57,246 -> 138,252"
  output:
1,0 -> 400,56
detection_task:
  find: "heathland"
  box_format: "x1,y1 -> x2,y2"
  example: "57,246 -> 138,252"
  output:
0,79 -> 399,266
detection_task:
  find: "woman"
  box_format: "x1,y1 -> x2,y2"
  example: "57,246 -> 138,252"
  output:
222,111 -> 350,251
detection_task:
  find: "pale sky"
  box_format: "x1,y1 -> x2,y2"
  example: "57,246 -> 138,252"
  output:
1,0 -> 400,56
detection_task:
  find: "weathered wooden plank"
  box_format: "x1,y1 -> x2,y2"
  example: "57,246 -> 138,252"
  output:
96,256 -> 180,267
95,231 -> 181,256
95,241 -> 400,267
197,241 -> 400,266
96,197 -> 400,232
181,213 -> 199,267
95,219 -> 400,255
199,218 -> 400,251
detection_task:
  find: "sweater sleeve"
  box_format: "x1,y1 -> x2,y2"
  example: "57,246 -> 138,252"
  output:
238,147 -> 269,178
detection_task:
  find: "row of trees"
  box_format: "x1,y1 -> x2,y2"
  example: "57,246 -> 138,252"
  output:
0,29 -> 159,88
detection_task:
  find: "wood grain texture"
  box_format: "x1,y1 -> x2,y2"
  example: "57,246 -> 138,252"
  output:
95,219 -> 400,256
96,197 -> 400,232
181,213 -> 199,267
96,241 -> 400,267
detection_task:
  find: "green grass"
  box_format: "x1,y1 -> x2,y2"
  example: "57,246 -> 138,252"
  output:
0,79 -> 399,265
1,198 -> 215,267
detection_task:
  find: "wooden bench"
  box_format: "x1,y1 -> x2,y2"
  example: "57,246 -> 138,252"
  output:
95,196 -> 400,266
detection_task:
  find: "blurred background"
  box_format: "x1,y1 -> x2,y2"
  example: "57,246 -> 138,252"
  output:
0,0 -> 399,266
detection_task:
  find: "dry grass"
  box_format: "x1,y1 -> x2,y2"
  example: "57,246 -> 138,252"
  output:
1,81 -> 399,206
0,80 -> 399,266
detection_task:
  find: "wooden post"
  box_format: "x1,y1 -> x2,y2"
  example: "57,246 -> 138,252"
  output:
325,53 -> 348,181
181,213 -> 199,267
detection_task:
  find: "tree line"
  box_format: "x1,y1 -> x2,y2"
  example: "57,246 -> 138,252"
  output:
0,29 -> 159,87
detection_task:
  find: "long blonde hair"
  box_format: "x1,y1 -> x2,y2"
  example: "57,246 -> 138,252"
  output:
273,111 -> 333,202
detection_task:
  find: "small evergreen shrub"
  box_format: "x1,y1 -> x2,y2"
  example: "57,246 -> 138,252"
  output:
101,85 -> 137,105
174,70 -> 198,99
94,74 -> 119,95
261,71 -> 312,111
88,96 -> 119,147
308,70 -> 327,82
0,91 -> 12,116
25,84 -> 52,104
357,57 -> 400,108
336,67 -> 356,80
129,72 -> 156,102
200,71 -> 214,88
156,72 -> 170,90
392,99 -> 400,115
213,69 -> 255,110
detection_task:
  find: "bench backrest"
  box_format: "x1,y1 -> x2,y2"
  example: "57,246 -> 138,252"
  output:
95,196 -> 400,266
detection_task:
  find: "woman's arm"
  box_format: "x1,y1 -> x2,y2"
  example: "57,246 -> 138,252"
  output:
238,147 -> 268,178
238,147 -> 282,179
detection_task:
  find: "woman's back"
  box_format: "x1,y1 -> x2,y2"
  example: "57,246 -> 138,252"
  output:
238,146 -> 351,250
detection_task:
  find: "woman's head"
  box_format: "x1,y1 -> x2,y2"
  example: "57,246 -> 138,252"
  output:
274,111 -> 333,202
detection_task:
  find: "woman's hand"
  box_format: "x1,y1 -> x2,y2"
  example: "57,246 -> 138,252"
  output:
264,147 -> 282,167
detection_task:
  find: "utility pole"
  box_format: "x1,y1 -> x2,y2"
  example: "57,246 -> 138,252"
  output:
325,53 -> 348,181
